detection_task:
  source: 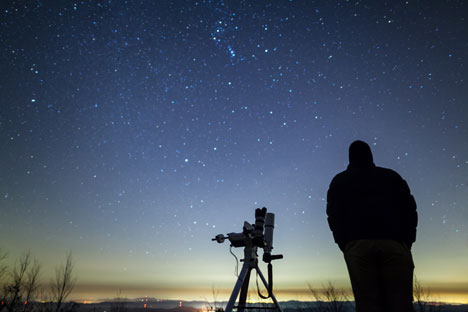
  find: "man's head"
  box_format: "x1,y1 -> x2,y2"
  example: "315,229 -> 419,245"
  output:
349,140 -> 374,168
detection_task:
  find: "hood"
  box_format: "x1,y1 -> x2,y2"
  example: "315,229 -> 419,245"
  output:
348,140 -> 375,168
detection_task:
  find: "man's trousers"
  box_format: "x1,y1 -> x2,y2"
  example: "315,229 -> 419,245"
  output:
344,239 -> 415,312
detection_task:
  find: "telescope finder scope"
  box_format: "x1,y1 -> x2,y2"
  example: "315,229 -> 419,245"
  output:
264,212 -> 275,253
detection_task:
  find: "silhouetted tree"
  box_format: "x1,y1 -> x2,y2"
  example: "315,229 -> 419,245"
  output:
110,290 -> 127,312
0,250 -> 7,284
51,252 -> 76,312
5,252 -> 32,312
0,249 -> 9,312
308,281 -> 351,312
211,286 -> 224,312
413,277 -> 442,312
22,259 -> 41,312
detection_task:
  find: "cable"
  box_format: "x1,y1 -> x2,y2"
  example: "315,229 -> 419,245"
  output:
256,267 -> 270,299
229,245 -> 239,277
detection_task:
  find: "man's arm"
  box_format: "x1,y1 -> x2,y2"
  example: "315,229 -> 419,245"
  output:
327,179 -> 347,251
399,178 -> 418,248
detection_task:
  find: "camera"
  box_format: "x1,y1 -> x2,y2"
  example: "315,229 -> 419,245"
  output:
212,207 -> 282,263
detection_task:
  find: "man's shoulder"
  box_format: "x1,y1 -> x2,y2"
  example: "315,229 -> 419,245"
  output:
330,166 -> 402,185
329,169 -> 353,188
330,170 -> 348,182
374,166 -> 403,179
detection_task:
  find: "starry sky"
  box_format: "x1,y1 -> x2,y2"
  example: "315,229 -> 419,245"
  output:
1,0 -> 467,304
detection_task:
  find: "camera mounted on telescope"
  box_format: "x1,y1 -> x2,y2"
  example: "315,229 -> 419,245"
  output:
212,207 -> 283,263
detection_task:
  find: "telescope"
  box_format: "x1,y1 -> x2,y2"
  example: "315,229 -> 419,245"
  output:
212,207 -> 283,263
212,207 -> 283,312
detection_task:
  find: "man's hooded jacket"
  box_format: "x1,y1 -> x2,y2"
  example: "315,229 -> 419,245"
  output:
327,141 -> 418,251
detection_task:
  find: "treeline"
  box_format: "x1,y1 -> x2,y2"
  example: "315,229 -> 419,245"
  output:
302,280 -> 445,312
303,280 -> 445,312
0,249 -> 76,312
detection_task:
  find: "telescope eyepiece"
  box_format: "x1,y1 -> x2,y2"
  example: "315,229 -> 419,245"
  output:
255,207 -> 267,218
252,207 -> 267,246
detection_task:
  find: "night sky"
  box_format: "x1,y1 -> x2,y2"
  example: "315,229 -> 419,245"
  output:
1,0 -> 467,304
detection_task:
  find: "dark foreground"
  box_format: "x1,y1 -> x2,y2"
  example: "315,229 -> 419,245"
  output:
5,299 -> 467,312
72,299 -> 468,312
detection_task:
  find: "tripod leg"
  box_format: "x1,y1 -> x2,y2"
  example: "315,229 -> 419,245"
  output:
237,268 -> 252,312
225,262 -> 251,312
255,267 -> 284,312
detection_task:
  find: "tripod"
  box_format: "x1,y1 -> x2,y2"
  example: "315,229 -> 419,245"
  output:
225,244 -> 283,312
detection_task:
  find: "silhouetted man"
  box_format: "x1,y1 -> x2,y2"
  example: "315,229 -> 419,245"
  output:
327,140 -> 417,312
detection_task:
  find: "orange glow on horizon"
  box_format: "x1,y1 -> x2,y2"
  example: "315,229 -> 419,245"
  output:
66,283 -> 468,305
